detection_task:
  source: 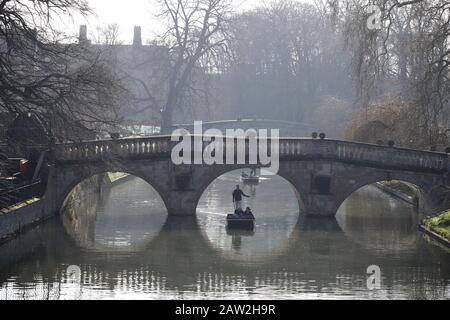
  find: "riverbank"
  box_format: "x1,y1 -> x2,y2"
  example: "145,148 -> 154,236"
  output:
0,197 -> 49,244
420,211 -> 450,248
374,181 -> 450,248
0,172 -> 133,245
374,181 -> 418,206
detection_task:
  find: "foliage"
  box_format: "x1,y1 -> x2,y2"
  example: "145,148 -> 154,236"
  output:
336,0 -> 450,147
425,210 -> 450,240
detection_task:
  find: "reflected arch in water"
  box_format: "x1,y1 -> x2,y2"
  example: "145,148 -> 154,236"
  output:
195,168 -> 301,263
336,180 -> 421,253
61,172 -> 168,252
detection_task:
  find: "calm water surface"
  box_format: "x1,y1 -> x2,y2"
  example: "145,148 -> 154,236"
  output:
0,172 -> 449,299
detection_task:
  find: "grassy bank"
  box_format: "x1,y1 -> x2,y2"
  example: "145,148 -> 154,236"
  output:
424,211 -> 450,240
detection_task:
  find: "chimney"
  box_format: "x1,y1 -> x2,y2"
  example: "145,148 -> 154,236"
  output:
79,25 -> 88,43
133,26 -> 142,46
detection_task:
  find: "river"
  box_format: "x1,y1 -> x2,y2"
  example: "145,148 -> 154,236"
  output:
0,171 -> 449,299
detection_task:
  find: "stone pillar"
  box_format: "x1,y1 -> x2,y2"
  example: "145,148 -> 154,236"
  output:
302,194 -> 337,217
40,165 -> 59,216
419,187 -> 450,216
166,190 -> 198,216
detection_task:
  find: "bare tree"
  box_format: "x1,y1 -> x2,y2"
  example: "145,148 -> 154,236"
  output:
92,24 -> 123,45
0,0 -> 127,143
223,0 -> 352,122
157,0 -> 232,132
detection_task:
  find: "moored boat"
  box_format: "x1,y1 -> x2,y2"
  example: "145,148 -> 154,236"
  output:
240,173 -> 260,185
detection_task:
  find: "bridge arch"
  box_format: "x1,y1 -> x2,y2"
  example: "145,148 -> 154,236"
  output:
192,165 -> 305,215
333,171 -> 433,215
57,167 -> 171,216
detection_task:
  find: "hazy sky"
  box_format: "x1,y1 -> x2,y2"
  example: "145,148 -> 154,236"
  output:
66,0 -> 315,44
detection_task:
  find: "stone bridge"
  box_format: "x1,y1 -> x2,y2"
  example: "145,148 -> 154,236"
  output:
44,135 -> 450,218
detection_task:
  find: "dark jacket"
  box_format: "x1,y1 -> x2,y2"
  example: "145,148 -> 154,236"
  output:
233,189 -> 249,201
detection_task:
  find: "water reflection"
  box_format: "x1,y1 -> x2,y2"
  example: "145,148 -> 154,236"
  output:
61,175 -> 167,252
337,185 -> 419,252
196,171 -> 299,263
226,229 -> 256,252
0,172 -> 449,299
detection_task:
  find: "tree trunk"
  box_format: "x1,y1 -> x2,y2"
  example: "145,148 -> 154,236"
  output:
161,105 -> 174,134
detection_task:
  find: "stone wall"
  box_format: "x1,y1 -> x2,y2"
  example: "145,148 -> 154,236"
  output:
0,198 -> 47,243
0,171 -> 104,244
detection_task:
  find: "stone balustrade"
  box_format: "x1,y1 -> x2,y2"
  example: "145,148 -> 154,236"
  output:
54,136 -> 448,172
278,139 -> 447,171
55,136 -> 172,161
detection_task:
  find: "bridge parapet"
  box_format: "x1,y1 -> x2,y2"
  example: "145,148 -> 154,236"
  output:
55,136 -> 448,173
335,140 -> 447,172
279,139 -> 447,172
54,136 -> 171,161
